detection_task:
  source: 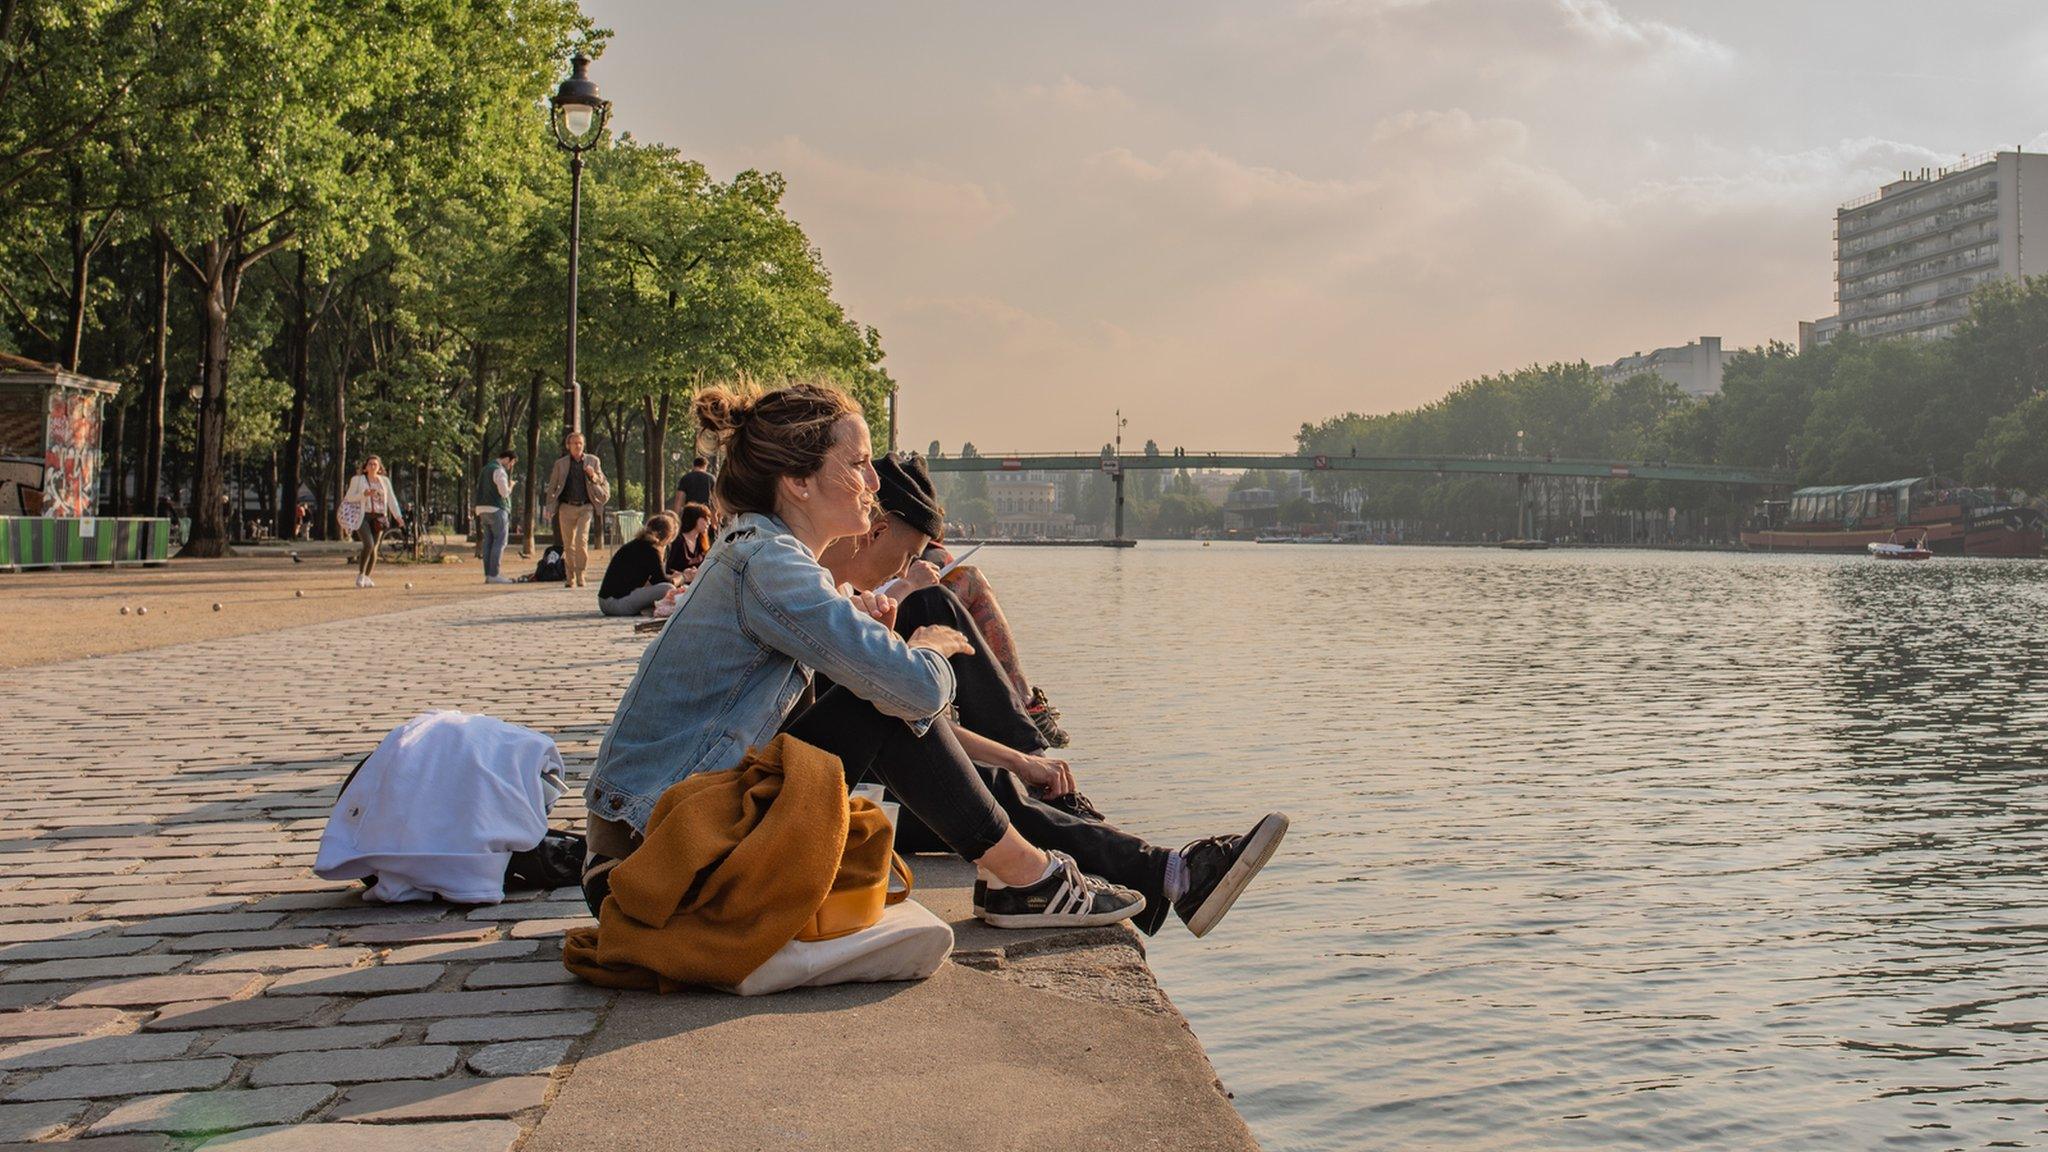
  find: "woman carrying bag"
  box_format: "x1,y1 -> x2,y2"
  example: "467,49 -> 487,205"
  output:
339,455 -> 403,588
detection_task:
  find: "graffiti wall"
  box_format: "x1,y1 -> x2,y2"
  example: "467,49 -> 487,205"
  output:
42,386 -> 103,518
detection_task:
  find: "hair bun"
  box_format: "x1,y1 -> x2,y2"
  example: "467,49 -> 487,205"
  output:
694,387 -> 750,438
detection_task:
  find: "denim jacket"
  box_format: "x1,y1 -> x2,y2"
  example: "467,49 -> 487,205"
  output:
587,511 -> 956,832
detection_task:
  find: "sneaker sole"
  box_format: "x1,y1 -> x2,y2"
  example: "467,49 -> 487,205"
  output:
1185,813 -> 1289,938
980,893 -> 1145,930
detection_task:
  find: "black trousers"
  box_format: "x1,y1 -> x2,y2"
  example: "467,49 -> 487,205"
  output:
894,586 -> 1046,754
783,685 -> 1172,935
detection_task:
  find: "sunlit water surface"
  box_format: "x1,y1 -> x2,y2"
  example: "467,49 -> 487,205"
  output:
980,542 -> 2048,1152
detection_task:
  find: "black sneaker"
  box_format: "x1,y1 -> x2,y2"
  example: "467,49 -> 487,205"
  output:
1174,813 -> 1289,938
978,851 -> 1144,929
1035,788 -> 1105,822
1027,687 -> 1070,749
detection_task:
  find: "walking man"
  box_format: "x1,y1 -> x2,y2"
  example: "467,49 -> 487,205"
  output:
546,432 -> 608,588
475,449 -> 517,584
669,455 -> 714,515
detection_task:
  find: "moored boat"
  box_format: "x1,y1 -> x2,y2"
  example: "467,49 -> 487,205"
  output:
1867,530 -> 1933,561
1742,477 -> 2043,558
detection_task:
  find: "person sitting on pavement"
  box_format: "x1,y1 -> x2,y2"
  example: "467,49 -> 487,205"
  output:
584,382 -> 1288,939
665,501 -> 713,577
596,513 -> 685,617
919,535 -> 1069,747
817,453 -> 1101,821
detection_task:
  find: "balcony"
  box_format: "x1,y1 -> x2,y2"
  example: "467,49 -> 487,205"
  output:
1838,172 -> 1997,238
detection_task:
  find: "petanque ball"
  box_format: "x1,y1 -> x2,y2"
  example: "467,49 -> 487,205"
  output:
404,582 -> 413,589
136,606 -> 147,616
120,605 -> 129,615
295,590 -> 304,598
212,602 -> 222,612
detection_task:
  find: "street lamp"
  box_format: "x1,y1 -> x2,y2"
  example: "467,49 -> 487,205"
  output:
549,54 -> 611,437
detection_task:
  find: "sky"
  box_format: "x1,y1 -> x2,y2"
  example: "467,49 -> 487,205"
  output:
577,0 -> 2048,452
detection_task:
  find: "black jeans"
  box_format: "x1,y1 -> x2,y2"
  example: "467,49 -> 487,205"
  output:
895,586 -> 1045,754
784,685 -> 1172,935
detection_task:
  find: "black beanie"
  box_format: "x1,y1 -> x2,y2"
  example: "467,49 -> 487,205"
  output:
875,453 -> 945,540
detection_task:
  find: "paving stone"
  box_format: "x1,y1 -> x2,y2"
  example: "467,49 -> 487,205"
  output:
0,981 -> 83,1010
89,897 -> 248,920
341,923 -> 494,945
383,940 -> 536,965
0,1098 -> 84,1141
2,954 -> 185,984
0,936 -> 157,962
506,918 -> 591,939
328,1075 -> 549,1121
87,1085 -> 336,1136
249,891 -> 365,912
143,997 -> 325,1032
0,1031 -> 194,1069
121,913 -> 284,936
340,985 -> 607,1024
0,906 -> 81,924
0,1007 -> 132,1039
166,930 -> 329,953
265,964 -> 441,996
462,962 -> 576,989
249,1045 -> 457,1087
193,947 -> 371,973
192,1119 -> 522,1152
301,905 -> 447,928
0,922 -> 112,945
6,1057 -> 235,1102
206,1025 -> 402,1057
423,1011 -> 597,1044
62,973 -> 263,1008
465,1038 -> 572,1077
464,901 -> 588,921
74,883 -> 221,904
0,1134 -> 175,1152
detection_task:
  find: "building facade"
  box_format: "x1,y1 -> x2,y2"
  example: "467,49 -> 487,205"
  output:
1835,151 -> 2048,341
1597,336 -> 1724,397
988,472 -> 1072,538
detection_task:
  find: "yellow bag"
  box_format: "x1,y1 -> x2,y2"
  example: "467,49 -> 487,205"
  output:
797,796 -> 912,943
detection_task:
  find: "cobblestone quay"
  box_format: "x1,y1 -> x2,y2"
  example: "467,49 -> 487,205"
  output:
0,589 -> 636,1149
0,584 -> 1256,1151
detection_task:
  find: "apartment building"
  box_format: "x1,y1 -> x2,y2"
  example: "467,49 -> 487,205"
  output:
1835,150 -> 2048,341
1597,336 -> 1724,397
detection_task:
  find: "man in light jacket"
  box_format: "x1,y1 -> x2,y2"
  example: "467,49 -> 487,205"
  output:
546,431 -> 610,588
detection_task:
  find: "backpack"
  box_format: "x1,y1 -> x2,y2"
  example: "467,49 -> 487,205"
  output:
533,545 -> 565,582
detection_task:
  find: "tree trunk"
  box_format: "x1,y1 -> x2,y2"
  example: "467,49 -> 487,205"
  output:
141,237 -> 168,514
466,342 -> 489,535
521,368 -> 543,557
279,251 -> 310,543
642,390 -> 671,518
329,334 -> 351,541
61,164 -> 90,371
181,240 -> 235,558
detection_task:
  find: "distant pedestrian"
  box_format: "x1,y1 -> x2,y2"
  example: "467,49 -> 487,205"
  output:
340,455 -> 402,588
665,501 -> 713,575
596,512 -> 683,617
545,431 -> 609,588
475,450 -> 518,584
670,455 -> 714,514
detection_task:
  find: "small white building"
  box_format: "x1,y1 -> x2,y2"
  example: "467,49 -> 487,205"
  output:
1597,336 -> 1724,398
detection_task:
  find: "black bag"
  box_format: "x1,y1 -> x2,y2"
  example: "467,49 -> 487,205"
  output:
533,545 -> 565,582
506,829 -> 586,891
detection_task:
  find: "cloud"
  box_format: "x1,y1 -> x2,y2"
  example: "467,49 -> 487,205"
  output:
1012,75 -> 1134,114
756,136 -> 1011,241
1556,0 -> 1734,67
1298,0 -> 1734,77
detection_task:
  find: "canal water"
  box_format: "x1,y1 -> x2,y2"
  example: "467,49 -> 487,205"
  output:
981,541 -> 2048,1152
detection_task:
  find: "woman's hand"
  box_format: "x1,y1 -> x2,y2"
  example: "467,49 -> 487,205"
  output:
1011,753 -> 1076,798
905,624 -> 973,658
845,586 -> 898,630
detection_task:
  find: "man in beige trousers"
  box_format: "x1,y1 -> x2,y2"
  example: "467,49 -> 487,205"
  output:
545,431 -> 610,588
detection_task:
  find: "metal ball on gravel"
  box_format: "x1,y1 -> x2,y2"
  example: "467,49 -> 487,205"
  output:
404,582 -> 414,589
212,603 -> 222,612
136,606 -> 147,615
120,605 -> 130,615
295,590 -> 305,598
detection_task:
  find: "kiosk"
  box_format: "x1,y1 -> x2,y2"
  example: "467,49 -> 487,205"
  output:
0,355 -> 169,569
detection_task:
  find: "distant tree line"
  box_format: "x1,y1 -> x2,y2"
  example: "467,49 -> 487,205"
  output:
1,0 -> 892,555
1296,278 -> 2048,538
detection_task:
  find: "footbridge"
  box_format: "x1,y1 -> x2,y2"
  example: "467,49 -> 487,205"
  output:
922,451 -> 1793,540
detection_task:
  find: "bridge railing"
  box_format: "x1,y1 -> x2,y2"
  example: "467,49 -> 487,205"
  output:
920,451 -> 1791,487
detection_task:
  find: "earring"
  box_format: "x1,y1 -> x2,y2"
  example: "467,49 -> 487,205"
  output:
800,491 -> 810,500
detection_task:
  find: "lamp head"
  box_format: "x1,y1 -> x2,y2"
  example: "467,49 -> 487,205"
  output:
549,55 -> 610,152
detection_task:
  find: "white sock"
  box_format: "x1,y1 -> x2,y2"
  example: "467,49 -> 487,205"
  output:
1163,850 -> 1188,902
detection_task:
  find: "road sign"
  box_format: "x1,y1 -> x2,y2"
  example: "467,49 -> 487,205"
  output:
1101,458 -> 1120,475
1313,454 -> 1329,470
1609,465 -> 1632,478
1001,457 -> 1022,470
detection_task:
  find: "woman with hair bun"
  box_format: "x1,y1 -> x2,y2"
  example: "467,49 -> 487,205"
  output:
584,382 -> 1285,937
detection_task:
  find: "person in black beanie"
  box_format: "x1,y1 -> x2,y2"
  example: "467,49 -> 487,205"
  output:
820,453 -> 1097,817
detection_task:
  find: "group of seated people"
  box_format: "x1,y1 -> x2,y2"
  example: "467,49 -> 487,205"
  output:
594,502 -> 714,617
583,382 -> 1287,936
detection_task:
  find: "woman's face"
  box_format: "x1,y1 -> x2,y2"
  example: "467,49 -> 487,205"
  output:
805,416 -> 879,541
364,459 -> 381,477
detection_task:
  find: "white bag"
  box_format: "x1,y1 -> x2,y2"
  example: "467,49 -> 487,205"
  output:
723,899 -> 954,996
315,710 -> 566,904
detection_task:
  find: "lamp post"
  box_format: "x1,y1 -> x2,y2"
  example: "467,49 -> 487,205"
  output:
549,54 -> 611,438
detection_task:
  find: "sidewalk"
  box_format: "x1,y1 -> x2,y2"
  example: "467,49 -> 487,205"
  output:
0,589 -> 1255,1150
